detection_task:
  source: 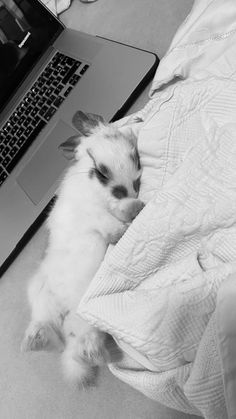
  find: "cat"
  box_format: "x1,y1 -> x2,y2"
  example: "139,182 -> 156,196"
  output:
21,110 -> 144,387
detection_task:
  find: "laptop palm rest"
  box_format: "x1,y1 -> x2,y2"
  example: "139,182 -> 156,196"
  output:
17,120 -> 78,205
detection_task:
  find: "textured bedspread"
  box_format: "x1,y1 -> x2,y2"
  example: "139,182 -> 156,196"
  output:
78,1 -> 236,418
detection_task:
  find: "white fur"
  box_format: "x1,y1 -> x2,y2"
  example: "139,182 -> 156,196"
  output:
22,115 -> 144,387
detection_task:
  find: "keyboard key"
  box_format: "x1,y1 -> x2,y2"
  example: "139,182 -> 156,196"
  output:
24,126 -> 33,137
10,112 -> 20,123
51,52 -> 63,67
1,135 -> 9,146
80,64 -> 89,75
45,98 -> 53,107
16,137 -> 27,148
39,106 -> 49,117
62,62 -> 80,84
0,170 -> 7,186
32,84 -> 41,93
31,107 -> 38,117
3,123 -> 11,134
53,96 -> 64,108
5,135 -> 12,144
54,85 -> 64,95
32,115 -> 41,125
36,98 -> 45,108
44,87 -> 54,97
69,74 -> 81,86
18,116 -> 25,126
64,86 -> 73,97
60,67 -> 69,77
2,155 -> 11,167
9,138 -> 17,147
2,146 -> 10,158
64,56 -> 76,66
16,127 -> 24,137
9,145 -> 19,158
44,106 -> 57,121
27,106 -> 33,114
6,120 -> 46,174
10,125 -> 18,135
24,117 -> 33,127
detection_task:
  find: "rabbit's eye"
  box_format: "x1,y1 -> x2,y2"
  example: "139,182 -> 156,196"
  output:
97,164 -> 110,179
87,149 -> 111,185
95,167 -> 109,185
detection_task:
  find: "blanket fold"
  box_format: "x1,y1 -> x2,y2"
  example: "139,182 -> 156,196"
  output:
42,0 -> 71,15
77,1 -> 236,417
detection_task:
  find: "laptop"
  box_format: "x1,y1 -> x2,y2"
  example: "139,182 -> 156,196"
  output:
0,0 -> 158,274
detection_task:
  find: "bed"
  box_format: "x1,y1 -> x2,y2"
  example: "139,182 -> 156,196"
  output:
76,1 -> 236,418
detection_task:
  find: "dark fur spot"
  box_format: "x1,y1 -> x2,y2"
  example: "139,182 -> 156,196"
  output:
98,164 -> 111,180
133,176 -> 141,193
87,149 -> 111,185
95,168 -> 109,185
130,149 -> 141,170
112,185 -> 128,199
89,167 -> 110,185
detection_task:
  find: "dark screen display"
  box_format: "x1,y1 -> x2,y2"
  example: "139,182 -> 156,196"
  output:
0,0 -> 63,112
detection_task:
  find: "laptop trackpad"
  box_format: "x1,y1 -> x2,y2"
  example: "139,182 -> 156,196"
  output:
17,120 -> 78,205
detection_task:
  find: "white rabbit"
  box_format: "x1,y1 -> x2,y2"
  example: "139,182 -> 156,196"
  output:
21,111 -> 144,387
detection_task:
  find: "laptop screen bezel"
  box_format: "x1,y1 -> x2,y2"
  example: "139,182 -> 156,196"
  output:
0,0 -> 64,114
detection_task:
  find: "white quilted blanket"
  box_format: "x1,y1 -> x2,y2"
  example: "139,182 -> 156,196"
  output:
78,1 -> 236,418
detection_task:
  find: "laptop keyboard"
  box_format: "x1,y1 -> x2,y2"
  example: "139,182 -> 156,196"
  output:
0,52 -> 90,187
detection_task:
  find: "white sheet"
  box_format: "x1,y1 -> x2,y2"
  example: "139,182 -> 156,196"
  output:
77,1 -> 236,418
42,0 -> 71,15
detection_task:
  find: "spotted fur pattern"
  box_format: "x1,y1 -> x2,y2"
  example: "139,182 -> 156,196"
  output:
21,111 -> 144,387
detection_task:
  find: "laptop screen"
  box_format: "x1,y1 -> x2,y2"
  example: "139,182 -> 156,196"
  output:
0,0 -> 63,112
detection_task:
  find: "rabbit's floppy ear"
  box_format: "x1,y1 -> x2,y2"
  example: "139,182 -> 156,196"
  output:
59,111 -> 105,160
72,110 -> 105,136
58,135 -> 81,160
